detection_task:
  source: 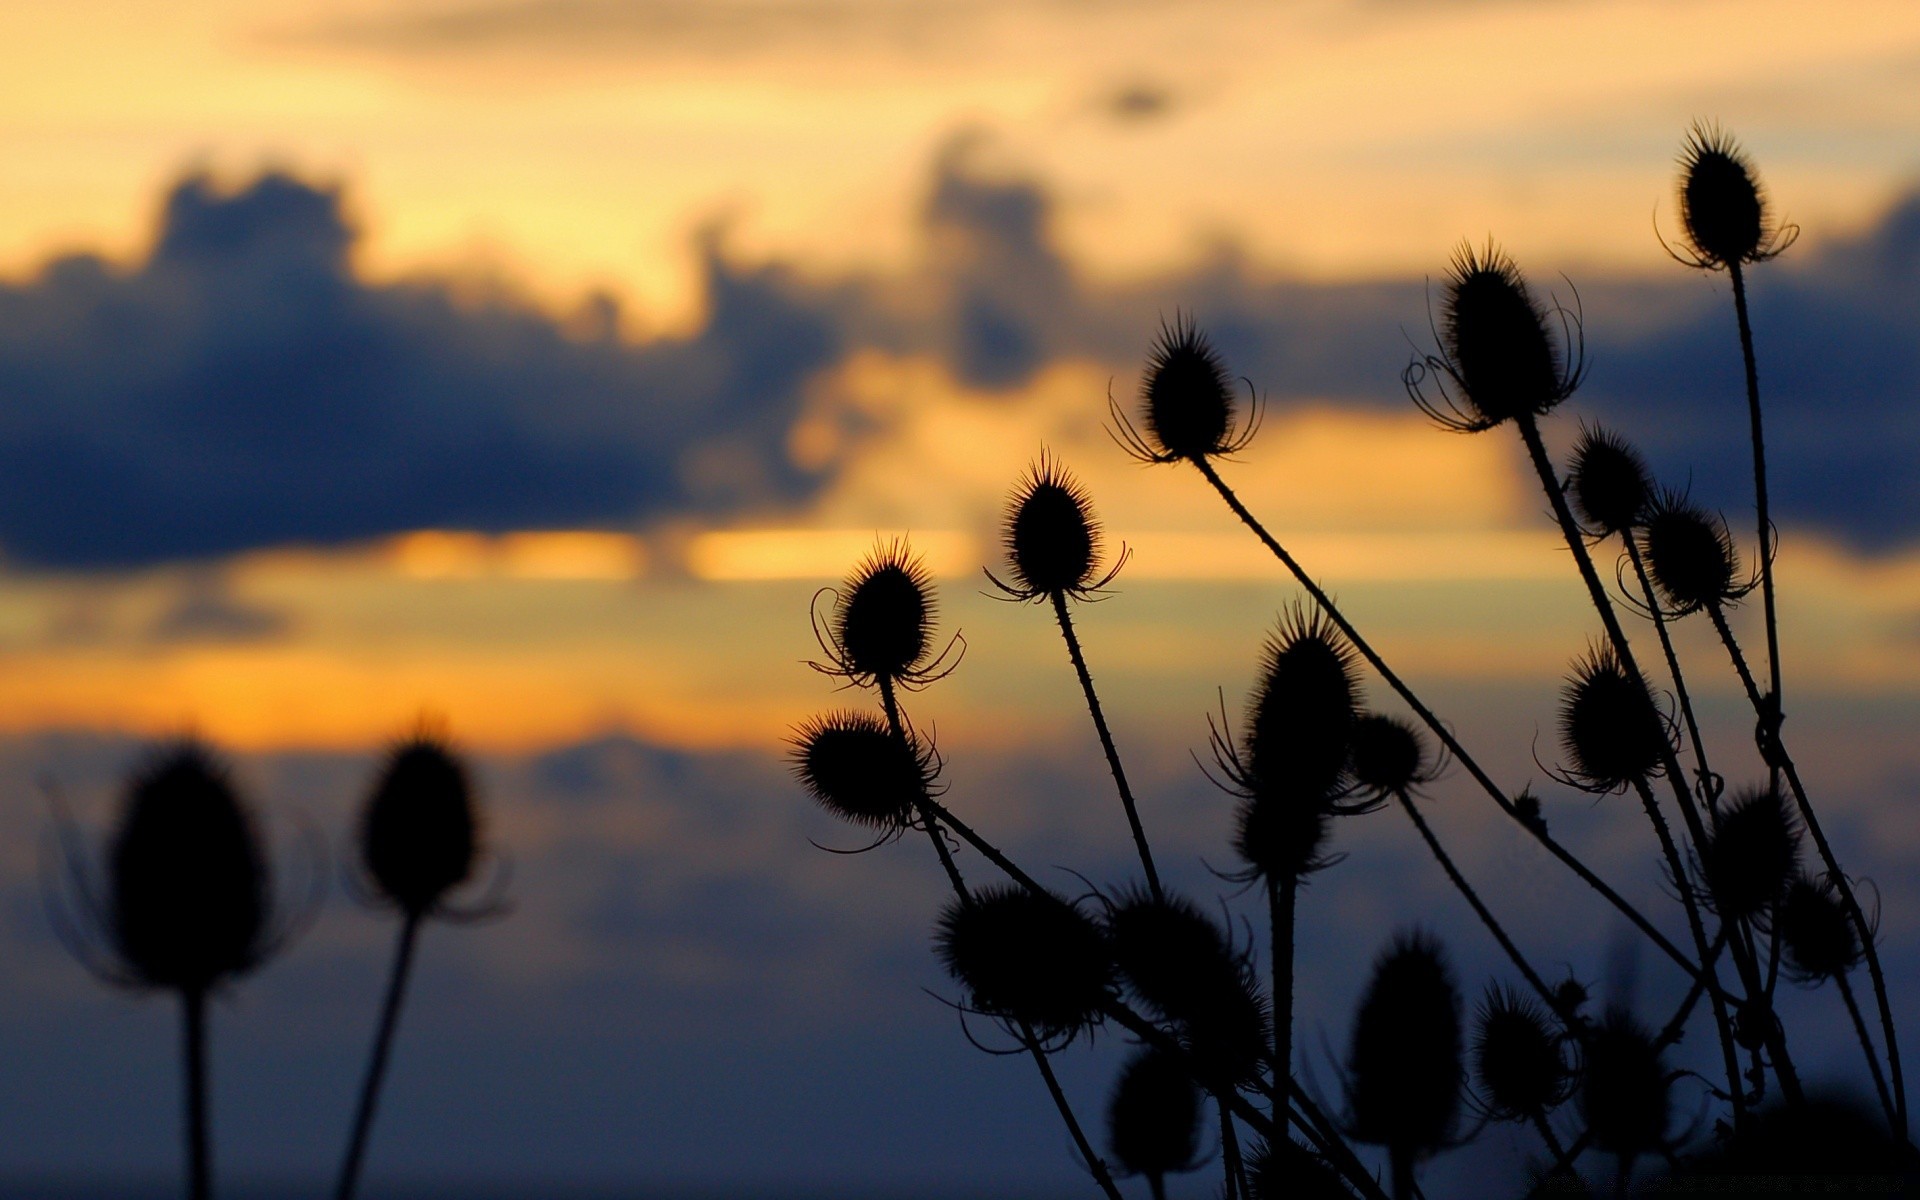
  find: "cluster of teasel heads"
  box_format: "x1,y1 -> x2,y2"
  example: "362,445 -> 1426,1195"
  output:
793,124 -> 1916,1198
46,729 -> 503,1200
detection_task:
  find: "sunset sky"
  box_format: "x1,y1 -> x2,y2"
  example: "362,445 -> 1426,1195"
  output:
6,0 -> 1920,1195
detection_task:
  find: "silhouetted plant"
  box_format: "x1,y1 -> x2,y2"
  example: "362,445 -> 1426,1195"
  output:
1107,1044 -> 1205,1200
936,884 -> 1112,1045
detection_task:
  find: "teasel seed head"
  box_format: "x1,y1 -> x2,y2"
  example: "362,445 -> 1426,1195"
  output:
1407,243 -> 1581,433
109,742 -> 272,994
1696,786 -> 1800,921
1640,491 -> 1746,616
360,734 -> 479,918
989,452 -> 1123,600
1106,1044 -> 1204,1187
1142,314 -> 1236,460
1567,425 -> 1653,538
1349,713 -> 1429,799
789,710 -> 931,834
1777,874 -> 1864,985
1247,607 -> 1362,802
1676,124 -> 1794,270
1108,889 -> 1269,1088
1345,930 -> 1464,1161
1580,1007 -> 1670,1159
1232,784 -> 1334,883
934,884 -> 1112,1043
1472,983 -> 1572,1123
811,539 -> 962,689
1558,646 -> 1669,793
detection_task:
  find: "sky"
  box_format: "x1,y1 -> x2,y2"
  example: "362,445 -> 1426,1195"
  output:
7,0 -> 1920,1195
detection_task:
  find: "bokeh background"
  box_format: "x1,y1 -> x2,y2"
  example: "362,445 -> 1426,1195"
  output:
6,0 -> 1920,1195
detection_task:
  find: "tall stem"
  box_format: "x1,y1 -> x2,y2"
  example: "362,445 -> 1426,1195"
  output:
1189,457 -> 1706,987
182,988 -> 210,1200
1050,591 -> 1161,899
1270,875 -> 1295,1127
1708,605 -> 1907,1134
1728,261 -> 1783,787
1837,970 -> 1897,1132
1393,789 -> 1559,1017
336,914 -> 423,1200
1622,538 -> 1719,811
1218,1095 -> 1246,1200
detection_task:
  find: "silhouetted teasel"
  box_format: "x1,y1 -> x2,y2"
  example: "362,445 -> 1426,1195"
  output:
1557,646 -> 1670,793
1672,123 -> 1796,271
810,539 -> 961,691
46,741 -> 310,1200
935,884 -> 1112,1044
1566,425 -> 1653,539
1639,490 -> 1748,617
1110,313 -> 1258,464
1349,713 -> 1430,800
1246,1139 -> 1357,1200
1776,874 -> 1865,984
1695,786 -> 1800,921
1106,1044 -> 1205,1200
1579,1007 -> 1671,1165
1107,890 -> 1269,1089
1472,984 -> 1571,1125
1345,932 -> 1463,1198
986,451 -> 1126,601
790,709 -> 935,836
337,733 -> 504,1200
1404,243 -> 1583,434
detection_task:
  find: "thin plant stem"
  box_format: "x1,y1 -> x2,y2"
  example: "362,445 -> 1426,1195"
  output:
1188,456 -> 1707,987
1621,538 -> 1719,811
1525,1129 -> 1593,1200
878,676 -> 968,897
182,988 -> 210,1200
1219,1095 -> 1246,1200
1270,875 -> 1295,1127
1022,1021 -> 1126,1200
336,914 -> 422,1200
1532,1113 -> 1569,1167
1707,602 -> 1908,1134
1727,261 -> 1783,789
1050,590 -> 1161,899
1837,970 -> 1897,1132
1630,776 -> 1746,1121
1391,789 -> 1560,1018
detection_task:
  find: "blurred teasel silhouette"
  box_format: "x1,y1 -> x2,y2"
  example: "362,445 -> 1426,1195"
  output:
1106,1044 -> 1206,1200
45,740 -> 316,1200
1344,932 -> 1464,1200
1566,424 -> 1654,541
935,884 -> 1113,1047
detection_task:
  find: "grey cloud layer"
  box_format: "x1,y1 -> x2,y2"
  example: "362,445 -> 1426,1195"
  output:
1,145 -> 1914,567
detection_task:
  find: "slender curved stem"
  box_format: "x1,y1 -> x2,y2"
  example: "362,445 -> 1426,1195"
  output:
1837,970 -> 1896,1131
1188,456 -> 1705,987
1022,1021 -> 1125,1200
1270,875 -> 1295,1127
1219,1095 -> 1246,1200
1393,789 -> 1558,1018
879,676 -> 968,897
336,914 -> 422,1200
1728,261 -> 1783,786
1532,1113 -> 1569,1166
1050,590 -> 1161,899
1622,538 -> 1719,811
1707,604 -> 1907,1135
182,988 -> 210,1200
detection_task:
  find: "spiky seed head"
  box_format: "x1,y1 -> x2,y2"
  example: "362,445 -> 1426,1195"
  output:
1141,315 -> 1236,460
1441,244 -> 1565,429
934,885 -> 1111,1041
1350,714 -> 1427,797
1580,1007 -> 1669,1157
1106,1045 -> 1203,1186
1002,455 -> 1101,596
835,543 -> 935,682
1247,609 -> 1361,801
1698,787 -> 1800,921
361,735 -> 478,917
1247,1140 -> 1356,1200
1679,125 -> 1772,268
1641,493 -> 1742,615
1346,931 -> 1464,1158
1108,891 -> 1251,1033
1233,786 -> 1333,882
1173,959 -> 1271,1091
109,742 -> 270,994
1568,426 -> 1653,537
1473,985 -> 1570,1122
1777,875 -> 1863,984
789,711 -> 927,832
1559,647 -> 1667,792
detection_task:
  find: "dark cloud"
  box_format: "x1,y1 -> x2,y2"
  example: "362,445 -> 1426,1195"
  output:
0,171 -> 837,568
1104,81 -> 1176,122
145,570 -> 290,644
